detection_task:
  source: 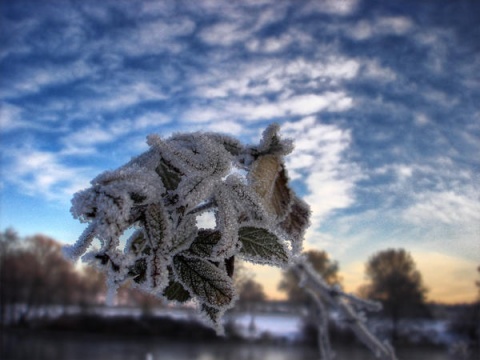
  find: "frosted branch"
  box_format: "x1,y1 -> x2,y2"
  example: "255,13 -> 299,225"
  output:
292,256 -> 397,360
63,222 -> 97,261
65,123 -> 398,359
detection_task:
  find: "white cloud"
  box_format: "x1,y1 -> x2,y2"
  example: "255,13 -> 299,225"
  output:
377,16 -> 414,35
251,4 -> 289,31
61,111 -> 171,154
5,148 -> 91,202
201,120 -> 245,135
85,82 -> 167,112
2,60 -> 95,99
131,112 -> 171,130
283,57 -> 360,82
280,92 -> 354,116
199,22 -> 251,46
301,0 -> 360,16
191,56 -> 360,105
0,103 -> 24,131
247,34 -> 294,53
140,0 -> 175,17
184,53 -> 359,124
360,59 -> 397,82
414,113 -> 430,126
185,91 -> 353,123
403,190 -> 480,226
347,16 -> 414,40
63,123 -> 121,148
181,107 -> 227,124
116,17 -> 196,55
348,20 -> 373,41
282,117 -> 361,228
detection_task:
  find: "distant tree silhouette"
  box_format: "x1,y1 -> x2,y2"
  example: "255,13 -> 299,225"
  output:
0,228 -> 20,326
278,250 -> 341,304
238,278 -> 266,303
361,248 -> 429,341
0,228 -> 180,326
0,231 -> 77,324
475,266 -> 480,301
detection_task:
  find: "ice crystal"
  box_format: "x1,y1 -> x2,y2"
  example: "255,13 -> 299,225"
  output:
66,123 -> 310,333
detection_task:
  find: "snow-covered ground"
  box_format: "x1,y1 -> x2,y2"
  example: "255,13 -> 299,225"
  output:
226,312 -> 303,341
5,304 -> 468,347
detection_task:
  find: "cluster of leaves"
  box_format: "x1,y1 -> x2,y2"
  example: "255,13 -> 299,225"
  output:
65,124 -> 310,332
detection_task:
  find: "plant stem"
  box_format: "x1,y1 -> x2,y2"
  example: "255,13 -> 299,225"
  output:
292,256 -> 397,360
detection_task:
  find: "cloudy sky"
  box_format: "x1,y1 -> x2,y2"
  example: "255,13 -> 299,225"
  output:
1,0 -> 479,303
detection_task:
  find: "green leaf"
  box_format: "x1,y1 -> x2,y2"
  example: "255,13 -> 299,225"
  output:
173,255 -> 234,308
156,157 -> 183,191
238,226 -> 289,266
187,229 -> 222,258
163,280 -> 191,303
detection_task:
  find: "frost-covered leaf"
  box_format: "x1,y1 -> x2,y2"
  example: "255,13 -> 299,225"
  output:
156,157 -> 183,191
279,195 -> 311,253
163,280 -> 191,303
152,133 -> 231,176
206,133 -> 244,156
224,175 -> 269,224
129,192 -> 147,204
146,253 -> 169,290
213,185 -> 240,258
177,174 -> 216,210
169,214 -> 197,255
200,304 -> 225,335
249,155 -> 292,221
125,230 -> 149,256
256,123 -> 293,156
144,204 -> 172,290
144,203 -> 170,249
238,226 -> 289,267
173,255 -> 235,308
188,229 -> 222,258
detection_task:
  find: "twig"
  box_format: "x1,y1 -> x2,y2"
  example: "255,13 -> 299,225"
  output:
292,256 -> 397,360
63,222 -> 97,261
305,287 -> 334,360
187,200 -> 217,216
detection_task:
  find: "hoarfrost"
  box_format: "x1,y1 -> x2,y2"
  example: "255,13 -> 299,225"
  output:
66,123 -> 309,332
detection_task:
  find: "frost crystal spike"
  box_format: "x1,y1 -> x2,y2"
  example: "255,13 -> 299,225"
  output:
65,124 -> 310,333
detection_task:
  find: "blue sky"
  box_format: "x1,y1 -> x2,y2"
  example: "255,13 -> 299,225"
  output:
1,0 -> 479,303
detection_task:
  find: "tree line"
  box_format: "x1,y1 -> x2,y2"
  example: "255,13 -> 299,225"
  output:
1,228 -> 478,340
0,229 -> 163,326
0,228 -> 271,326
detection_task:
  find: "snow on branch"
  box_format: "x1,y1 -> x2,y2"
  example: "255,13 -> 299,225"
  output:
292,256 -> 397,360
65,124 -> 307,333
65,124 -> 397,359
